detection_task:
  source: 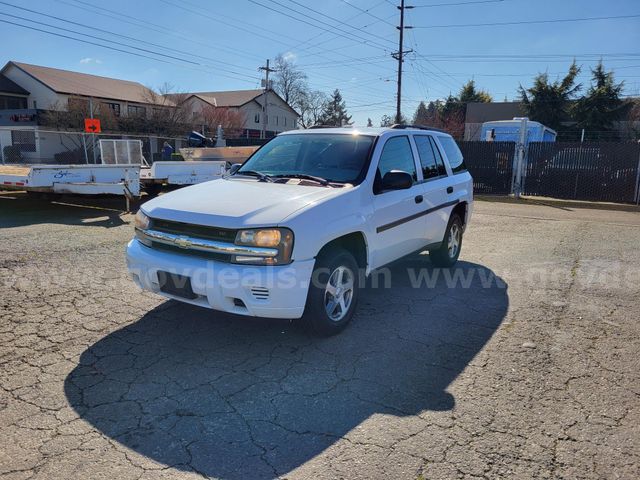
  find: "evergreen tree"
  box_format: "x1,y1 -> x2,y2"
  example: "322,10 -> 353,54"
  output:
519,62 -> 582,132
366,117 -> 373,127
413,101 -> 429,125
318,89 -> 352,126
459,80 -> 493,103
573,62 -> 628,139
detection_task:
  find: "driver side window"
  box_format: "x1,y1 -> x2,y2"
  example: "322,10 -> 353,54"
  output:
376,136 -> 417,185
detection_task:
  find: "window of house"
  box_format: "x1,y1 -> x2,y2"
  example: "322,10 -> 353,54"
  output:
32,100 -> 37,109
254,113 -> 260,123
284,117 -> 287,126
127,105 -> 146,117
376,136 -> 417,191
102,102 -> 121,117
414,135 -> 447,180
275,116 -> 279,126
438,136 -> 467,174
0,95 -> 27,110
11,130 -> 36,152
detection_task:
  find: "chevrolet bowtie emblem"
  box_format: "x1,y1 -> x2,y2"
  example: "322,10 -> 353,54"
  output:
174,236 -> 192,249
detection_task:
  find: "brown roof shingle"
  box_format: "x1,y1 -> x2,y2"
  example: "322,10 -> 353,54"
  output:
7,61 -> 163,105
190,90 -> 265,107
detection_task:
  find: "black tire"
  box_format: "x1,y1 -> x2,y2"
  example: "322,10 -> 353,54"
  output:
430,214 -> 464,268
303,248 -> 360,336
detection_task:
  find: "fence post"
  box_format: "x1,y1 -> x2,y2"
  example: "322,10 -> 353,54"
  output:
634,142 -> 640,205
82,133 -> 88,164
512,117 -> 528,198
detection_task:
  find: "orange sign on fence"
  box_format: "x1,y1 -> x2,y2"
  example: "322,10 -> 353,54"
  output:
84,118 -> 101,133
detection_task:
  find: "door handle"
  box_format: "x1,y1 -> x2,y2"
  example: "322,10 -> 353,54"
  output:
447,186 -> 454,194
414,195 -> 423,204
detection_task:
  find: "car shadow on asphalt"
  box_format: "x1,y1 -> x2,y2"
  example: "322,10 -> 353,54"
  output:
64,257 -> 508,479
0,191 -> 128,228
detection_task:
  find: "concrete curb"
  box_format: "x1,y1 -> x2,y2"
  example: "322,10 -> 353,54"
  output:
476,194 -> 640,213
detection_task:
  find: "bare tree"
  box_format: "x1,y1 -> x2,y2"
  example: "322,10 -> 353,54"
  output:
201,105 -> 246,138
297,90 -> 328,128
273,54 -> 308,107
141,83 -> 192,135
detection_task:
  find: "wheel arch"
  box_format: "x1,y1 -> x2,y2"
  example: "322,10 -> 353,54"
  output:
316,231 -> 369,272
452,201 -> 468,229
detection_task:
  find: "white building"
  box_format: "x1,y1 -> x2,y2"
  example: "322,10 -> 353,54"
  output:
0,61 -> 174,162
0,61 -> 300,163
179,89 -> 300,138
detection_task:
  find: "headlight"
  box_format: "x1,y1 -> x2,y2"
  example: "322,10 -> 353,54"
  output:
233,228 -> 294,265
134,210 -> 150,230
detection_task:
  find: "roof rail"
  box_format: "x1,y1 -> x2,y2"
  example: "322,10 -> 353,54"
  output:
307,125 -> 338,129
390,124 -> 447,133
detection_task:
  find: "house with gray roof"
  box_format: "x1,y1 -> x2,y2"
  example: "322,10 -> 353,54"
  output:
174,89 -> 300,138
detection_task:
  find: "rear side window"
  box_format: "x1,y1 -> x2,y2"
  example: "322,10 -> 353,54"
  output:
414,135 -> 447,180
377,136 -> 417,181
438,136 -> 467,174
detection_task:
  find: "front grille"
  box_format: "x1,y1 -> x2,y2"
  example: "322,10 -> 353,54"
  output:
151,218 -> 237,243
151,241 -> 231,263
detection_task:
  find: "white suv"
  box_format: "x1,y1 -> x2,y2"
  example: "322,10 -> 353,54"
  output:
127,125 -> 473,335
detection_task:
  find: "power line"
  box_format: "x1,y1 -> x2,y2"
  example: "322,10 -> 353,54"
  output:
281,0 -> 397,47
51,0 -> 399,95
0,18 -> 260,86
246,0 -> 393,51
413,13 -> 640,28
338,0 -> 396,27
413,0 -> 506,7
0,2 -> 259,76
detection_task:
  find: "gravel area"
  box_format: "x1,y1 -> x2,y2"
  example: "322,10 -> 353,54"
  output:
1,191 -> 639,479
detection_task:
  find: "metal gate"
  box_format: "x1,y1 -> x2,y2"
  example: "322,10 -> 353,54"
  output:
524,142 -> 640,203
459,141 -> 516,194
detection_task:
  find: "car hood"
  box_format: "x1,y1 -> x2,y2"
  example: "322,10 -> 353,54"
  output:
142,177 -> 348,228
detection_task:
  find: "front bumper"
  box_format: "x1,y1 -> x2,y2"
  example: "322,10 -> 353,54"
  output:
126,239 -> 315,319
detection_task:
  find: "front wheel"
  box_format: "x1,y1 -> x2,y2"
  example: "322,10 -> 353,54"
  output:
430,214 -> 464,268
303,248 -> 360,336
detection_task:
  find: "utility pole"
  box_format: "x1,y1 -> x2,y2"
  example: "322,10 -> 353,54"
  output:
258,59 -> 276,139
393,0 -> 413,124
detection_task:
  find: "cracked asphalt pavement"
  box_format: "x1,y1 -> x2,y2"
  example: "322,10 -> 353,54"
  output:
1,191 -> 639,479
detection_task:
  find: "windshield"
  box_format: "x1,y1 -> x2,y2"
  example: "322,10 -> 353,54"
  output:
237,133 -> 375,184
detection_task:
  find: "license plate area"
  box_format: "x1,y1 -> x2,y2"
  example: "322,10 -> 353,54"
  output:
157,271 -> 198,299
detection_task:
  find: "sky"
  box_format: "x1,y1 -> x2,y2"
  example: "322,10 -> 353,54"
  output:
1,0 -> 639,125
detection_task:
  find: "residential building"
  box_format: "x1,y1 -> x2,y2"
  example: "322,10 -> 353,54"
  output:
0,61 -> 175,162
0,61 -> 301,163
178,89 -> 300,138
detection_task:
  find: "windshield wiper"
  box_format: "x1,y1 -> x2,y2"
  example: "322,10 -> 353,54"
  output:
235,170 -> 274,182
272,173 -> 330,186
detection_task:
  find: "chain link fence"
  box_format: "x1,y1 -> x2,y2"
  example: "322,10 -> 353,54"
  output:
460,140 -> 640,204
0,129 -> 185,165
459,141 -> 515,194
524,142 -> 640,203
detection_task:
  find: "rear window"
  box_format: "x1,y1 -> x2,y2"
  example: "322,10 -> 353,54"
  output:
438,136 -> 467,174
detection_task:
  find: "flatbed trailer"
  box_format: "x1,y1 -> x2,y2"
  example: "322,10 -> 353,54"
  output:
139,160 -> 227,189
0,163 -> 140,197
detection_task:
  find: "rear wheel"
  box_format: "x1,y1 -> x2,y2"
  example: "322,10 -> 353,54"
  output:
303,248 -> 360,336
429,214 -> 463,268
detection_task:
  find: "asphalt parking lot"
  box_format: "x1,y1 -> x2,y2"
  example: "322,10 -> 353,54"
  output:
1,191 -> 639,479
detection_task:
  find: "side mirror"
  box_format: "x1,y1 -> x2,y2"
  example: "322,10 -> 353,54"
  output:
228,163 -> 242,175
381,170 -> 413,190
